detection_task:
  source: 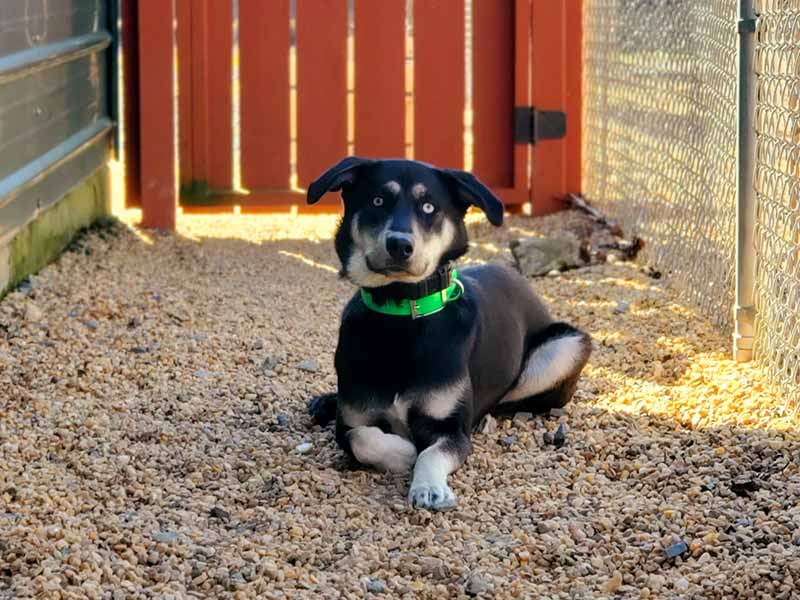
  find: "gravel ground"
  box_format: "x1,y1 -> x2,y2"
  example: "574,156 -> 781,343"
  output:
1,210 -> 799,599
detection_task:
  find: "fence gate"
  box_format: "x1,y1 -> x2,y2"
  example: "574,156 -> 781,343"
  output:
127,1 -> 581,225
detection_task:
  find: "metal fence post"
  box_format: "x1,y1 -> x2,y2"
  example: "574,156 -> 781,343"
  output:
733,0 -> 758,362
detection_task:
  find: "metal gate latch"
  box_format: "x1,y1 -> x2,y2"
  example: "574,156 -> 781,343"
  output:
514,106 -> 567,144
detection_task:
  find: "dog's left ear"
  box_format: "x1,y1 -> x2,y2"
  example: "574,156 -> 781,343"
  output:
307,156 -> 374,204
440,168 -> 504,226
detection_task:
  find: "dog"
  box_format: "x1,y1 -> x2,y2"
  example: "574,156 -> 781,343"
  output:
306,157 -> 592,510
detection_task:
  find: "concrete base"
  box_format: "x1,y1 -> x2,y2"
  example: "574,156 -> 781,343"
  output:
0,165 -> 111,299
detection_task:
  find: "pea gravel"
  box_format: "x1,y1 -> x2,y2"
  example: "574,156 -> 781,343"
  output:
1,210 -> 799,599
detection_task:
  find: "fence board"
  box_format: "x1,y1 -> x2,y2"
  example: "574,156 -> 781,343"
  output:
177,0 -> 193,190
296,0 -> 348,191
354,0 -> 405,158
207,1 -> 233,190
240,0 -> 291,190
138,1 -> 176,229
473,0 -> 513,188
414,0 -> 465,169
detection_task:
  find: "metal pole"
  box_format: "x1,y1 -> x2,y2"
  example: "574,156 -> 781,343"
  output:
733,0 -> 758,362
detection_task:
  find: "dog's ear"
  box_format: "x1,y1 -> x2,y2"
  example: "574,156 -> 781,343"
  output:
440,168 -> 504,226
307,156 -> 374,204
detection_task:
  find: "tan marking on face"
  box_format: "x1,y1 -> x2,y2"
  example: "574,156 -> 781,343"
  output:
411,183 -> 428,199
384,180 -> 401,195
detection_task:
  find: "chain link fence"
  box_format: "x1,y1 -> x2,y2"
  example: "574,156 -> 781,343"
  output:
584,0 -> 800,410
583,0 -> 739,331
753,1 -> 800,409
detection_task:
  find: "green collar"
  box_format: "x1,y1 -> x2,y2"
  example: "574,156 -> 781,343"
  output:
360,269 -> 464,319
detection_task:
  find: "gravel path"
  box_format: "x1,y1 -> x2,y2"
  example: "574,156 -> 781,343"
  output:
1,211 -> 798,599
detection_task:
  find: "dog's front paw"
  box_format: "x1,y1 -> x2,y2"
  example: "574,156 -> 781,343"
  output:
408,483 -> 457,511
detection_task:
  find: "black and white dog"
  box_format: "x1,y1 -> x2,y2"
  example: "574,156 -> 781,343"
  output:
307,157 -> 592,511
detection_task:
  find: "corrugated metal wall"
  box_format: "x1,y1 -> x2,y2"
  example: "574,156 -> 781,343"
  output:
0,0 -> 113,247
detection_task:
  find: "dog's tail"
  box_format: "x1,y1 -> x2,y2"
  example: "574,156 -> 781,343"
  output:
308,392 -> 338,426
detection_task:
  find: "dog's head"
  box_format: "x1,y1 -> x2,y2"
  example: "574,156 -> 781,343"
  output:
308,157 -> 504,287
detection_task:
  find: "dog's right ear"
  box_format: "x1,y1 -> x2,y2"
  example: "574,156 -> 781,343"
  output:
307,156 -> 374,204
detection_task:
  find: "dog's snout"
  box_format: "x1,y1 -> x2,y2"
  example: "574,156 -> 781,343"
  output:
386,233 -> 414,261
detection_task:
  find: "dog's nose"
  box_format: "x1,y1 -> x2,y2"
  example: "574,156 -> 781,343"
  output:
386,233 -> 414,261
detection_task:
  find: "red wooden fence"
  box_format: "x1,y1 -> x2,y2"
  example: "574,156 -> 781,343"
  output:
123,1 -> 582,229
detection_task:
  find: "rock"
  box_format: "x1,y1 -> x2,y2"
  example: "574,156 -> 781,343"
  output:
24,304 -> 43,323
510,233 -> 584,277
366,578 -> 386,593
512,412 -> 533,425
664,540 -> 688,558
261,356 -> 279,374
731,476 -> 759,497
478,414 -> 497,434
194,369 -> 211,379
253,339 -> 264,350
295,442 -> 313,455
674,578 -> 690,591
152,531 -> 178,543
543,432 -> 554,445
419,557 -> 448,579
500,435 -> 517,448
131,346 -> 149,354
553,423 -> 567,448
276,413 -> 290,427
603,571 -> 622,594
465,572 -> 490,596
295,359 -> 318,372
613,300 -> 630,314
209,506 -> 230,522
86,319 -> 99,330
549,407 -> 566,418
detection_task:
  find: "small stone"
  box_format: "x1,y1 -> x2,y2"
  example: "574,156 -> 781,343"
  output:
547,269 -> 561,277
25,304 -> 43,322
131,346 -> 149,354
664,540 -> 688,558
276,413 -> 290,427
674,578 -> 689,591
209,506 -> 230,522
295,359 -> 318,372
543,432 -> 554,445
730,476 -> 759,497
85,319 -> 99,330
553,423 -> 567,448
613,300 -> 630,314
479,414 -> 497,434
253,339 -> 264,350
68,308 -> 80,318
465,572 -> 490,596
194,369 -> 210,379
366,578 -> 386,594
262,356 -> 279,373
295,442 -> 313,455
512,412 -> 533,425
500,435 -> 517,448
549,407 -> 566,418
152,531 -> 178,543
767,542 -> 784,554
701,479 -> 717,492
603,571 -> 622,594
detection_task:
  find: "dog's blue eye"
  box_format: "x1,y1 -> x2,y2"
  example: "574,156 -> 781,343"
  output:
422,202 -> 436,214
373,197 -> 384,207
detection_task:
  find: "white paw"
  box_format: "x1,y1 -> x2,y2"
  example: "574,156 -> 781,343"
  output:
408,483 -> 457,511
349,427 -> 417,473
383,444 -> 418,473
